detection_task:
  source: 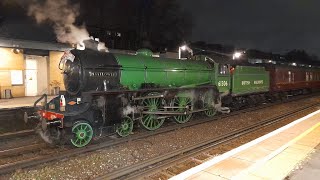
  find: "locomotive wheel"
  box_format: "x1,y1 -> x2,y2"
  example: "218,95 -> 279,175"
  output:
116,116 -> 133,137
70,122 -> 93,148
141,93 -> 164,130
173,97 -> 192,124
203,92 -> 217,117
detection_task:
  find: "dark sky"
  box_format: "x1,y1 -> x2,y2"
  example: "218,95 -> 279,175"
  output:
179,0 -> 320,55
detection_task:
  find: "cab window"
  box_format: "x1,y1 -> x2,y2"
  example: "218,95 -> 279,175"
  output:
219,64 -> 229,75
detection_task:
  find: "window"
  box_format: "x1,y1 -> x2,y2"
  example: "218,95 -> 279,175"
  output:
306,72 -> 309,81
11,70 -> 23,85
219,64 -> 229,75
288,71 -> 292,83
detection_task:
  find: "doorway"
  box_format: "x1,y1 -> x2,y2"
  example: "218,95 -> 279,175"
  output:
25,56 -> 48,96
25,59 -> 38,96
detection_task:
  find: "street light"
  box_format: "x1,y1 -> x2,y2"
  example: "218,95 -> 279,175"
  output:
232,51 -> 242,60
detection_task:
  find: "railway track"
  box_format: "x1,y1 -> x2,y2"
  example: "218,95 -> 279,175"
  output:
0,94 -> 318,176
96,102 -> 320,180
0,107 -> 35,135
0,143 -> 47,159
0,130 -> 35,141
0,130 -> 45,163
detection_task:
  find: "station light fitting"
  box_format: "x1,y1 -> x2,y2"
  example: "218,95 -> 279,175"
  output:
12,48 -> 21,54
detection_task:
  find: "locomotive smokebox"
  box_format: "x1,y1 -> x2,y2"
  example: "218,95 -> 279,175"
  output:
60,49 -> 121,95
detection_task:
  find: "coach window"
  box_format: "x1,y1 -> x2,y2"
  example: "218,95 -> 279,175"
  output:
292,72 -> 295,82
219,64 -> 229,75
288,71 -> 292,83
306,72 -> 309,81
310,72 -> 313,81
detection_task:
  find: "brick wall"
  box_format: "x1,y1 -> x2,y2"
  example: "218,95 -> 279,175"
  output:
49,51 -> 65,92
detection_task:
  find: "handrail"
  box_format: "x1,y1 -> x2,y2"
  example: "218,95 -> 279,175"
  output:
34,94 -> 48,110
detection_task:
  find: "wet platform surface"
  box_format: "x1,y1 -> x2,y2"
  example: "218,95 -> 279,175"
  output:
171,109 -> 320,180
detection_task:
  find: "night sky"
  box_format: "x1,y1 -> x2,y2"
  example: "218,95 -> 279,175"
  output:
1,0 -> 319,56
179,0 -> 320,55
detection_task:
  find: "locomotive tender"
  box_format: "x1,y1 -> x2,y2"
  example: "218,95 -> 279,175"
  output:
30,42 -> 320,147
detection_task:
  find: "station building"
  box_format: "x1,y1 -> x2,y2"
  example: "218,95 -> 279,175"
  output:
0,37 -> 72,98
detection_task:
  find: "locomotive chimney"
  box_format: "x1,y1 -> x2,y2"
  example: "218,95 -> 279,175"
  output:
82,39 -> 99,50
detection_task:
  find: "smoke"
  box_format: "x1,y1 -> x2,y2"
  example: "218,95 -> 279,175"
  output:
35,123 -> 53,144
27,0 -> 90,44
215,91 -> 231,114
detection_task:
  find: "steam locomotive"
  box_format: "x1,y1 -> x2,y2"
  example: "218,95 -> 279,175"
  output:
27,41 -> 320,147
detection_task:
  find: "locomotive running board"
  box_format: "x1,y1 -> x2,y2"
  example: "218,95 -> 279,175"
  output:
142,109 -> 210,115
132,94 -> 164,100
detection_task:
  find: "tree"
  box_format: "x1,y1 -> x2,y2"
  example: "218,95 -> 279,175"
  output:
285,50 -> 313,64
147,0 -> 192,51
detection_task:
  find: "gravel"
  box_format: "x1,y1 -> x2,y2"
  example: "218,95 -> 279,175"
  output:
4,96 -> 320,180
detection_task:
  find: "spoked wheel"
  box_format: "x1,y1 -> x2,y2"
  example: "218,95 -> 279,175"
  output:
140,93 -> 164,130
203,92 -> 217,117
116,116 -> 133,137
173,97 -> 192,124
70,121 -> 93,148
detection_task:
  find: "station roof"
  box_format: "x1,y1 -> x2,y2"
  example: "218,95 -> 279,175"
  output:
0,37 -> 72,52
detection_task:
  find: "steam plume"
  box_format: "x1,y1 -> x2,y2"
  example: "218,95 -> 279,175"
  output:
28,0 -> 89,44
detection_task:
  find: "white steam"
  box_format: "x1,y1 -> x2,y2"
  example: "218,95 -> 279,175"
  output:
28,0 -> 108,51
122,105 -> 136,116
97,41 -> 108,52
28,0 -> 89,44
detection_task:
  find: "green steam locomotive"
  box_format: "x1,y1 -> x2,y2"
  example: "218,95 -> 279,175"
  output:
29,41 -> 270,147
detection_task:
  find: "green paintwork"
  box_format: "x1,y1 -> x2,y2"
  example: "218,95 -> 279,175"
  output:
136,49 -> 153,57
216,75 -> 231,93
232,66 -> 270,95
114,53 -> 214,90
141,92 -> 164,130
116,116 -> 133,137
193,55 -> 231,93
71,122 -> 93,148
173,97 -> 192,123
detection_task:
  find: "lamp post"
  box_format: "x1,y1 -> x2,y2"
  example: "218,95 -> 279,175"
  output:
232,51 -> 242,60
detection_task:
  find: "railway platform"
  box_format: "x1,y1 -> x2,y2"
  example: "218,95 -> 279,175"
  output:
170,109 -> 320,180
0,95 -> 55,109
